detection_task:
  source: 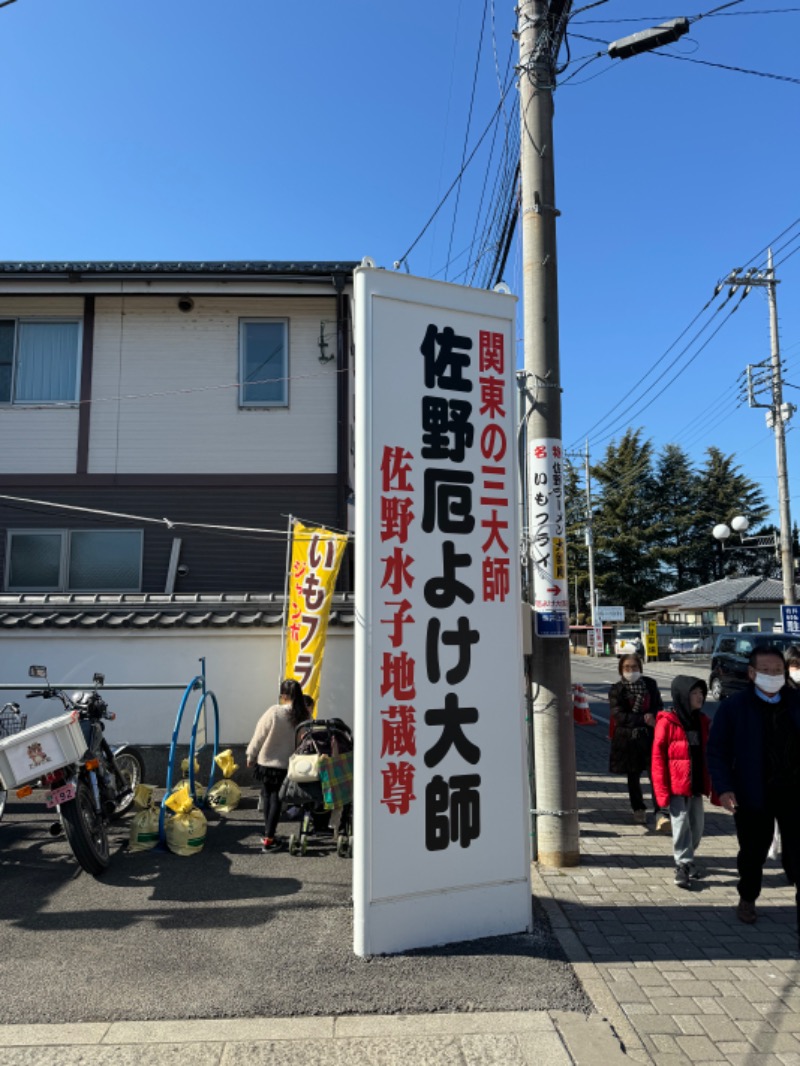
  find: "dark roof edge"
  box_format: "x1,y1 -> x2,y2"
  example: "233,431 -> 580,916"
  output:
0,261 -> 360,278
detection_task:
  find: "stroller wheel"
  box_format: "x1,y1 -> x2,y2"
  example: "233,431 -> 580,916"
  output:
288,833 -> 299,856
300,835 -> 309,856
336,835 -> 347,857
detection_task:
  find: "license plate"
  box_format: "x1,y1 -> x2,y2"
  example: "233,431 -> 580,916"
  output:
46,782 -> 76,808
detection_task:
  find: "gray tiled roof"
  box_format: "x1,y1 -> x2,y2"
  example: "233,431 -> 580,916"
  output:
0,261 -> 359,277
0,593 -> 355,630
644,576 -> 795,611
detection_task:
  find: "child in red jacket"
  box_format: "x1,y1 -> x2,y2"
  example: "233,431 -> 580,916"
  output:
652,675 -> 711,890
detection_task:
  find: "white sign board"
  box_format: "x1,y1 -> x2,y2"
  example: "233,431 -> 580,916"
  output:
596,606 -> 625,622
353,267 -> 531,957
529,439 -> 569,637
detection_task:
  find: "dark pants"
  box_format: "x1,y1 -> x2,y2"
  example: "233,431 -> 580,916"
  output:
627,771 -> 657,813
260,769 -> 288,839
734,806 -> 800,903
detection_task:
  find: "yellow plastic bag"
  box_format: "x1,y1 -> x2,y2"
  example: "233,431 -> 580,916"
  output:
133,783 -> 155,811
169,777 -> 206,802
164,786 -> 207,855
129,805 -> 160,852
181,757 -> 201,777
214,749 -> 239,779
165,808 -> 207,856
206,779 -> 241,813
165,784 -> 194,815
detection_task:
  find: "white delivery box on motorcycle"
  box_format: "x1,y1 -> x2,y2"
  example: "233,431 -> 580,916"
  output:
0,711 -> 87,789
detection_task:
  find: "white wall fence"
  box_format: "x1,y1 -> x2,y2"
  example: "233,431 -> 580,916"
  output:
0,629 -> 354,748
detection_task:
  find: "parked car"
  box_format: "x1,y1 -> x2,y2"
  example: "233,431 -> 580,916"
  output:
708,632 -> 799,700
667,626 -> 714,658
613,627 -> 644,656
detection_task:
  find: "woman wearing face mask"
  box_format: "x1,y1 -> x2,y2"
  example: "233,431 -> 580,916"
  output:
609,653 -> 665,825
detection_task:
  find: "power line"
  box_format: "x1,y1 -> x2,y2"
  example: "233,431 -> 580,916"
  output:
647,48 -> 800,85
445,0 -> 490,281
394,76 -> 516,273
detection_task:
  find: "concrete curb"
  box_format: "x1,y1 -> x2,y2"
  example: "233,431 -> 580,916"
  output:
0,1009 -> 633,1066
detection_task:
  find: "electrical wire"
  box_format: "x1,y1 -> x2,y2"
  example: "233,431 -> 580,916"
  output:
567,292 -> 723,449
590,292 -> 750,448
394,76 -> 516,272
646,48 -> 800,85
445,0 -> 489,281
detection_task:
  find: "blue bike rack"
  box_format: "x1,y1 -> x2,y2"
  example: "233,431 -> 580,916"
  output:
158,657 -> 221,847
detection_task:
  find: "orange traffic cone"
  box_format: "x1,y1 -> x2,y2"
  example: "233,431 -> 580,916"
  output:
572,683 -> 597,725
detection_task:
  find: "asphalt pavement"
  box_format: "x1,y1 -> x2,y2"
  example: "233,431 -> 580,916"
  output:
0,789 -> 588,1026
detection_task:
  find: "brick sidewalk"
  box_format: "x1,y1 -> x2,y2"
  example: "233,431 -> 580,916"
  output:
532,716 -> 800,1066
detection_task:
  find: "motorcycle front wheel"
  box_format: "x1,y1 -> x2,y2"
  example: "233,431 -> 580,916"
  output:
111,747 -> 145,818
61,780 -> 110,875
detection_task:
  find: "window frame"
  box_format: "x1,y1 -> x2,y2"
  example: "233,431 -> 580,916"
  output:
0,316 -> 83,407
238,317 -> 289,408
5,528 -> 144,593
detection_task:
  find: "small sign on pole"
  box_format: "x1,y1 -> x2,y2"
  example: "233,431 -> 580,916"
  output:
595,605 -> 624,623
782,605 -> 800,637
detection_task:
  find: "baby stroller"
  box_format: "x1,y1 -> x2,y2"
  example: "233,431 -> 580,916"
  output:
281,718 -> 353,857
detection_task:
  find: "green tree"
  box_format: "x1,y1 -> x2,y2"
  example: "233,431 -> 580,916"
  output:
691,447 -> 770,585
650,444 -> 701,591
591,428 -> 663,615
564,457 -> 589,622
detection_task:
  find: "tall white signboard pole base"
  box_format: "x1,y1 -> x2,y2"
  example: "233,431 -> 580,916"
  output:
353,266 -> 531,957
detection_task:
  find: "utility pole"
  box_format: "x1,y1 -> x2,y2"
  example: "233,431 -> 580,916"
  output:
584,439 -> 597,651
725,250 -> 796,606
518,0 -> 579,867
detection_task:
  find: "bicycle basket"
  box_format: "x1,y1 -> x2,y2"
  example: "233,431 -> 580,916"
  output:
0,707 -> 27,739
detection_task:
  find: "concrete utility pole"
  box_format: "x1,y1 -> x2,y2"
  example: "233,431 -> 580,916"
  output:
518,0 -> 579,867
766,250 -> 796,607
585,439 -> 597,648
725,251 -> 796,606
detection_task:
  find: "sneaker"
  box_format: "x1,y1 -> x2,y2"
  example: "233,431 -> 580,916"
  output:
633,809 -> 646,825
655,812 -> 671,834
687,863 -> 705,880
737,898 -> 757,924
261,837 -> 282,852
674,864 -> 692,890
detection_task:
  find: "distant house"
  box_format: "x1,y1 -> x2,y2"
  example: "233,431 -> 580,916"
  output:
643,576 -> 797,630
0,260 -> 358,595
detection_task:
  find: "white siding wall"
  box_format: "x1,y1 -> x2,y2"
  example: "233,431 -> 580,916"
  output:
89,296 -> 339,474
0,297 -> 82,474
0,627 -> 354,746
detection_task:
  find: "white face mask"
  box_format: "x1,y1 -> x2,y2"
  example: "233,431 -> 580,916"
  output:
754,672 -> 784,695
623,671 -> 641,684
790,668 -> 800,684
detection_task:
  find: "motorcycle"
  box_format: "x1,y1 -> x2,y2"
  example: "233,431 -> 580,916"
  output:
7,666 -> 146,875
0,702 -> 27,821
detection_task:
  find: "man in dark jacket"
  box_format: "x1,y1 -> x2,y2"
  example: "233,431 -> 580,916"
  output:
707,646 -> 800,928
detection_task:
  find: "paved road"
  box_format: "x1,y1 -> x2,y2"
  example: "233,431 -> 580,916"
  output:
0,790 -> 588,1026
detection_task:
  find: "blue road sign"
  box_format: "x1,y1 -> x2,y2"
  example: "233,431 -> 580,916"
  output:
535,611 -> 570,638
782,605 -> 800,637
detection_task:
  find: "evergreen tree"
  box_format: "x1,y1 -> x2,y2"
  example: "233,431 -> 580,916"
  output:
591,428 -> 662,615
651,445 -> 700,591
564,457 -> 589,622
691,447 -> 770,585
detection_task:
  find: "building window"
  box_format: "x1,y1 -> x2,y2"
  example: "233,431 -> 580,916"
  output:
0,319 -> 82,404
239,319 -> 288,407
6,530 -> 143,592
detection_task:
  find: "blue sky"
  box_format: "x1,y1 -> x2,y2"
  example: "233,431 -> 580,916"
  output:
3,1 -> 799,526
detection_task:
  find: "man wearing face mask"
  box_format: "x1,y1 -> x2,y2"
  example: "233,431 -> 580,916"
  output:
707,646 -> 800,928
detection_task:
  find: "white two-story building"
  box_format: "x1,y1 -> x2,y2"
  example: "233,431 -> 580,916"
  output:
0,261 -> 359,748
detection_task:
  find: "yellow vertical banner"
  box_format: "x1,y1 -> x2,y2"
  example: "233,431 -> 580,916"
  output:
283,521 -> 348,706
